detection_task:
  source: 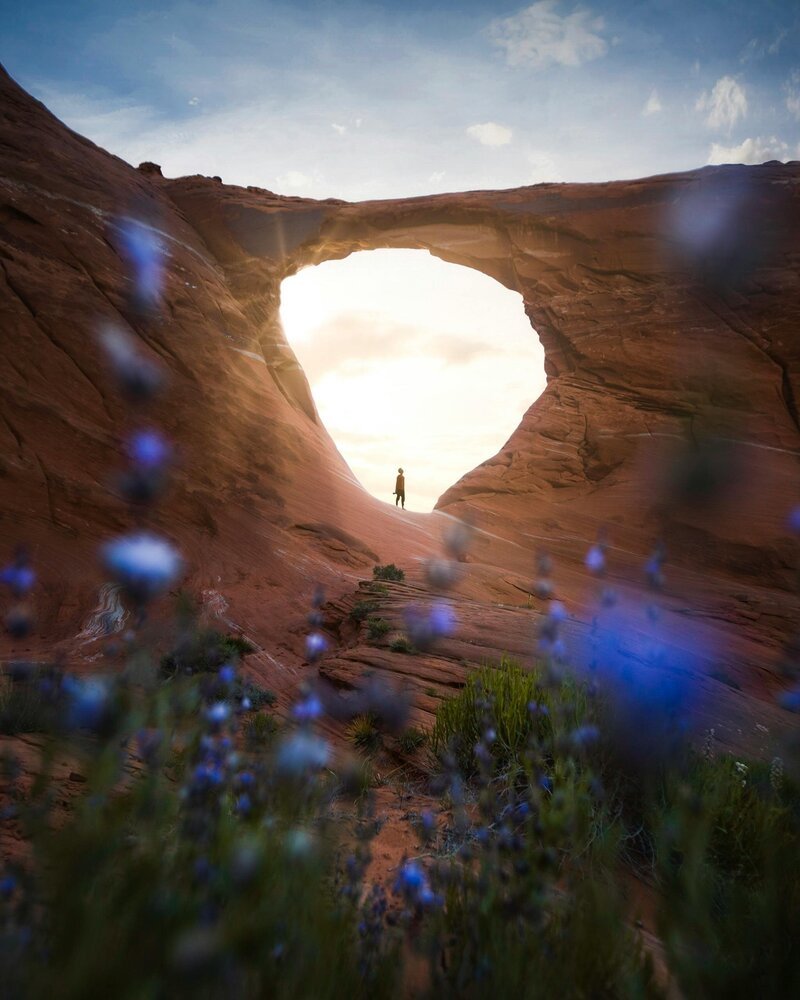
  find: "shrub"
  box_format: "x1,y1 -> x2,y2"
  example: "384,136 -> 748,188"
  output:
347,713 -> 382,753
160,628 -> 255,678
389,636 -> 416,654
351,600 -> 379,623
366,617 -> 390,641
372,564 -> 404,582
430,657 -> 590,776
397,727 -> 427,754
244,711 -> 279,748
235,679 -> 276,711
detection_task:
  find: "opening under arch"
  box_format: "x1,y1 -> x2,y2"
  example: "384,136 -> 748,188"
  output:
279,249 -> 546,511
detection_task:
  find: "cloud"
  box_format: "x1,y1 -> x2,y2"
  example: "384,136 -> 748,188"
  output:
642,89 -> 662,116
786,71 -> 800,120
466,121 -> 513,146
740,30 -> 787,63
696,76 -> 747,130
188,97 -> 200,107
276,169 -> 315,189
428,170 -> 446,184
331,122 -> 347,135
707,136 -> 790,165
490,1 -> 607,70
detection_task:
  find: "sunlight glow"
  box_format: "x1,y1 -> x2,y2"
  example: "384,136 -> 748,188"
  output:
279,250 -> 546,511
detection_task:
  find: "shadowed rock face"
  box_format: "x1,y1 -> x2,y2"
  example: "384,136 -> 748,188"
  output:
1,64 -> 798,751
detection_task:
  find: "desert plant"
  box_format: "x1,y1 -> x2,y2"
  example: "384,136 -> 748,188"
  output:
389,636 -> 416,654
366,617 -> 390,641
397,727 -> 427,754
351,600 -> 379,623
372,564 -> 404,582
160,628 -> 256,678
347,713 -> 382,753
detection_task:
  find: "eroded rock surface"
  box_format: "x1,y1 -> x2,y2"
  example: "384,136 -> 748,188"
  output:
1,65 -> 798,752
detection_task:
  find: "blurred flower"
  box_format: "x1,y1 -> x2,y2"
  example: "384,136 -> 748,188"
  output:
117,218 -> 166,309
0,549 -> 35,598
443,519 -> 473,560
305,632 -> 327,662
424,558 -> 463,590
126,430 -> 172,471
64,676 -> 113,733
585,544 -> 606,575
403,601 -> 455,651
276,732 -> 330,775
788,506 -> 800,534
293,692 -> 323,723
4,605 -> 33,639
99,326 -> 166,401
219,663 -> 236,685
779,685 -> 800,712
103,533 -> 182,602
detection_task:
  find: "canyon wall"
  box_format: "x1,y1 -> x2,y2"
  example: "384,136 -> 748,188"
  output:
1,65 -> 799,746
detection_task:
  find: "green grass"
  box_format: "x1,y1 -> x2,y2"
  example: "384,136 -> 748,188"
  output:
396,727 -> 427,754
430,656 -> 589,776
244,712 -> 279,748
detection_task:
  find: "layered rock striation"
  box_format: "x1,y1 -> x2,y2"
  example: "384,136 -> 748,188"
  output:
1,65 -> 799,750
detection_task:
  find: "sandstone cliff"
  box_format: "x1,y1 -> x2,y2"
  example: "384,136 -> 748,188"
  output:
1,64 -> 798,753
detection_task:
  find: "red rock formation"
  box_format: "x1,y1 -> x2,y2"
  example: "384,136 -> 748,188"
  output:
1,64 -> 798,754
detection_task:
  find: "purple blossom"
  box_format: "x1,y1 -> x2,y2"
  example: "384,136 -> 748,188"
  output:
779,686 -> 800,713
0,553 -> 35,598
293,692 -> 323,723
276,732 -> 330,775
126,430 -> 172,471
117,218 -> 166,308
788,506 -> 800,534
103,533 -> 182,602
585,544 -> 606,575
99,326 -> 165,401
305,632 -> 327,662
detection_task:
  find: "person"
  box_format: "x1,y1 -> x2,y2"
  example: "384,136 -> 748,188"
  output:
394,468 -> 405,509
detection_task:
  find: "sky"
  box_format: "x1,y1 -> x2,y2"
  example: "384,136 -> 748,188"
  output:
3,1 -> 799,508
280,251 -> 544,510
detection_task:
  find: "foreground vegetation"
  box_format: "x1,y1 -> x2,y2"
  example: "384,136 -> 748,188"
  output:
0,649 -> 797,999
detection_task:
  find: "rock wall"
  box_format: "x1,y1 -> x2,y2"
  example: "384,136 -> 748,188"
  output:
1,65 -> 799,745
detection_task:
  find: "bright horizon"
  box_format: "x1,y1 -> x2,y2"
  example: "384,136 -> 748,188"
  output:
280,250 -> 546,511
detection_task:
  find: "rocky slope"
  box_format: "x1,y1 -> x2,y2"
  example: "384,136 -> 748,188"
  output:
1,64 -> 798,754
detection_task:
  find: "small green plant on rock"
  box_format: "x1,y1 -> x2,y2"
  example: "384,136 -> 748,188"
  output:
347,713 -> 382,753
366,617 -> 390,641
389,636 -> 416,654
372,564 -> 404,582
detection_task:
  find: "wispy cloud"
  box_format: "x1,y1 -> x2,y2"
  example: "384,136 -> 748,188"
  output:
696,76 -> 747,130
786,70 -> 800,120
489,1 -> 607,70
707,135 -> 790,165
740,30 -> 787,63
466,121 -> 513,146
642,89 -> 662,116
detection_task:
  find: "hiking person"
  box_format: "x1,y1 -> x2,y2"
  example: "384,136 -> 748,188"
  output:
394,468 -> 405,509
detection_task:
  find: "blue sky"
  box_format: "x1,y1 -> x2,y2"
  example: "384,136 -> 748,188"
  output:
3,1 -> 799,200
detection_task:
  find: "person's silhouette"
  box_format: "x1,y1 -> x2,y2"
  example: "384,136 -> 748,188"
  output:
394,468 -> 405,509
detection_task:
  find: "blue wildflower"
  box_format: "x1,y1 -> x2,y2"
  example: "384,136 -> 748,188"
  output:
779,686 -> 800,713
0,551 -> 34,598
103,533 -> 182,602
276,732 -> 330,775
99,326 -> 165,401
0,875 -> 17,899
126,430 -> 171,471
117,218 -> 165,307
293,692 -> 323,722
219,663 -> 236,685
585,544 -> 606,575
305,632 -> 327,662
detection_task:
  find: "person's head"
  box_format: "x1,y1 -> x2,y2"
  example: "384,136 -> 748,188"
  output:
398,468 -> 403,474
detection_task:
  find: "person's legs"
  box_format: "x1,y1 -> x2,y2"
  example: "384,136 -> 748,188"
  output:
395,493 -> 400,506
401,492 -> 405,509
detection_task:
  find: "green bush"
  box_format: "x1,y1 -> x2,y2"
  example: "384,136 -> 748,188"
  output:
372,564 -> 404,582
244,711 -> 279,748
389,636 -> 416,654
396,727 -> 427,754
430,657 -> 590,776
347,713 -> 382,753
160,628 -> 256,678
350,600 -> 379,623
366,617 -> 390,641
